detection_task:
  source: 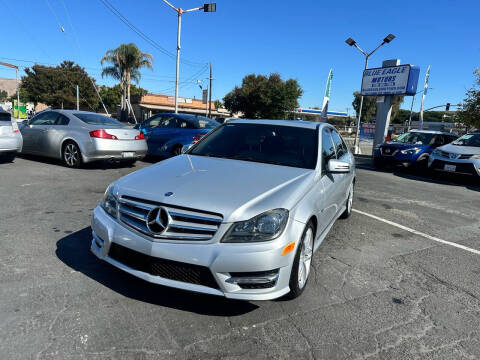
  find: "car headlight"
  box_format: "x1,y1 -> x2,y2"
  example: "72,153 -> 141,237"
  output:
222,209 -> 289,243
101,184 -> 118,218
432,149 -> 442,156
400,147 -> 421,155
470,154 -> 480,160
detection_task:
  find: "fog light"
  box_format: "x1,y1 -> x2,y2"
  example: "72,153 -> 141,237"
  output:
226,269 -> 279,289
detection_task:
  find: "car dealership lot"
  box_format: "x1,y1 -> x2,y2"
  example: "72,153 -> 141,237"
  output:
1,156 -> 480,359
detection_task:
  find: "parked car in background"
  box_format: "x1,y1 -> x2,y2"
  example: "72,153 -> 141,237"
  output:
0,110 -> 23,163
428,132 -> 480,178
19,110 -> 147,168
91,120 -> 355,300
134,113 -> 219,157
373,130 -> 458,169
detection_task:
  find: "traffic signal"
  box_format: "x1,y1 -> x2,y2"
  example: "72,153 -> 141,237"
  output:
446,103 -> 450,111
204,3 -> 216,12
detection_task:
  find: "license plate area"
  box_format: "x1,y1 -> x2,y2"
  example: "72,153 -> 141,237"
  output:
444,164 -> 456,172
122,152 -> 135,158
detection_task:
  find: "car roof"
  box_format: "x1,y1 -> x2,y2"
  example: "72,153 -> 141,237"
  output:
409,129 -> 455,135
229,119 -> 324,130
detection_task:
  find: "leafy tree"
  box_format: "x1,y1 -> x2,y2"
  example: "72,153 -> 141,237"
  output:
20,61 -> 99,110
101,43 -> 153,119
457,69 -> 480,129
214,99 -> 223,109
223,73 -> 303,119
98,84 -> 147,113
0,90 -> 7,101
352,92 -> 404,122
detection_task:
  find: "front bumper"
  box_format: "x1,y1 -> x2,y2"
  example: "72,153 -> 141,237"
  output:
428,155 -> 480,176
91,206 -> 304,300
83,139 -> 148,163
373,150 -> 418,167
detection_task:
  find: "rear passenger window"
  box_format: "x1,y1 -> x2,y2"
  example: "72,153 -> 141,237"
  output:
55,114 -> 70,126
322,129 -> 336,174
331,130 -> 348,158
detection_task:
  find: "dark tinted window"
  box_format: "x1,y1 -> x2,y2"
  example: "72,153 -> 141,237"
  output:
30,111 -> 58,125
189,123 -> 318,169
177,114 -> 218,129
160,116 -> 178,128
55,114 -> 70,126
0,112 -> 11,122
322,129 -> 336,174
331,130 -> 348,158
74,112 -> 124,126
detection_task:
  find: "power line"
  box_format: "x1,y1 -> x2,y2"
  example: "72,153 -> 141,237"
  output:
98,0 -> 206,68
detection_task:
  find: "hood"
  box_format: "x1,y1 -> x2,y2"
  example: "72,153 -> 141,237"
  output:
114,155 -> 315,223
438,143 -> 480,155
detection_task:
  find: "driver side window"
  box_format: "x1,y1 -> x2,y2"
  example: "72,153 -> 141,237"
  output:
145,115 -> 162,128
30,111 -> 58,126
322,129 -> 336,175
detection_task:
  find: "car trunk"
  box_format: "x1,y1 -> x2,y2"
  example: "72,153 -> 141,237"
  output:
90,126 -> 141,140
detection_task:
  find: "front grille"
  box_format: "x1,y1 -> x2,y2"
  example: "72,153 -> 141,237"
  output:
430,160 -> 477,175
380,147 -> 398,156
118,195 -> 223,241
459,154 -> 473,160
108,242 -> 219,289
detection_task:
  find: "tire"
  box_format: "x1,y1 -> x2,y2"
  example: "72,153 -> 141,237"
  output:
123,159 -> 137,167
414,155 -> 429,171
284,221 -> 315,300
62,141 -> 82,168
172,145 -> 183,156
340,181 -> 354,219
1,152 -> 16,163
373,157 -> 385,169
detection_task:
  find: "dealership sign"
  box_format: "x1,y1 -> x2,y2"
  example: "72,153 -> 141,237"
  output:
361,65 -> 420,96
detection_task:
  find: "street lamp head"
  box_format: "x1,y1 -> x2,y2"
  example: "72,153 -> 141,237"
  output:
383,34 -> 395,43
203,3 -> 216,12
345,38 -> 356,46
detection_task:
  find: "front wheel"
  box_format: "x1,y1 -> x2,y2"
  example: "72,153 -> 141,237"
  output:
284,222 -> 315,300
172,145 -> 183,157
63,142 -> 82,168
340,182 -> 354,219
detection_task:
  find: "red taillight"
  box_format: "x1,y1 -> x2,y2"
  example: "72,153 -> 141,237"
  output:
13,129 -> 19,133
135,132 -> 145,140
89,129 -> 118,140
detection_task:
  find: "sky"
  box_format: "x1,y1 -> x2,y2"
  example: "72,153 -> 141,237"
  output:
0,0 -> 479,115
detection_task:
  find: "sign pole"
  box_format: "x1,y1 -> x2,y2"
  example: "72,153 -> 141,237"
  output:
353,56 -> 369,154
418,65 -> 430,130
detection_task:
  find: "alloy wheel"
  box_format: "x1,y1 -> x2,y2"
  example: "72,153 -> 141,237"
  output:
298,227 -> 313,289
64,143 -> 80,167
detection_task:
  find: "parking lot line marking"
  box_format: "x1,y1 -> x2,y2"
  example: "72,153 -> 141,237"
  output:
352,209 -> 480,256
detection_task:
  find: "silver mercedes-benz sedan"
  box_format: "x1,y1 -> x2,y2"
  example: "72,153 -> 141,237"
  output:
0,110 -> 23,162
91,120 -> 355,300
19,110 -> 147,167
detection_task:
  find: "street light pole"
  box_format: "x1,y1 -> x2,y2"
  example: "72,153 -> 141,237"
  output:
161,1 -> 216,114
345,34 -> 395,154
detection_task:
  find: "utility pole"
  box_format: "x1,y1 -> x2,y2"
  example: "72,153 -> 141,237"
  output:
208,62 -> 213,117
160,1 -> 216,114
16,68 -> 20,120
76,85 -> 79,110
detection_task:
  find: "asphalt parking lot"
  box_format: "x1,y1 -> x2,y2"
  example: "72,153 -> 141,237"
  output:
1,155 -> 480,360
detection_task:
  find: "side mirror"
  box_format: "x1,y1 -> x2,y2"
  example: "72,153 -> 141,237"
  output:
328,159 -> 350,173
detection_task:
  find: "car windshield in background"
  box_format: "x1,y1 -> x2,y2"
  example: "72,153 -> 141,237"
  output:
179,115 -> 218,129
452,133 -> 480,147
393,132 -> 435,145
0,112 -> 11,121
188,123 -> 318,169
73,112 -> 124,127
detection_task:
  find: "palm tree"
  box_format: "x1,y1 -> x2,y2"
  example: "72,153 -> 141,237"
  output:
101,43 -> 153,118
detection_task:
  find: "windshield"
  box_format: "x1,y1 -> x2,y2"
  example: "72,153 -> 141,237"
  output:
74,112 -> 124,127
179,115 -> 219,129
188,123 -> 318,169
452,133 -> 480,147
393,131 -> 435,145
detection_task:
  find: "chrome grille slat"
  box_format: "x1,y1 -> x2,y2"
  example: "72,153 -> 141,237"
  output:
118,195 -> 223,241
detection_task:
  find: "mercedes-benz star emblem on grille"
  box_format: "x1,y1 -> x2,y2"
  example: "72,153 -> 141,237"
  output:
449,153 -> 458,160
146,207 -> 170,235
